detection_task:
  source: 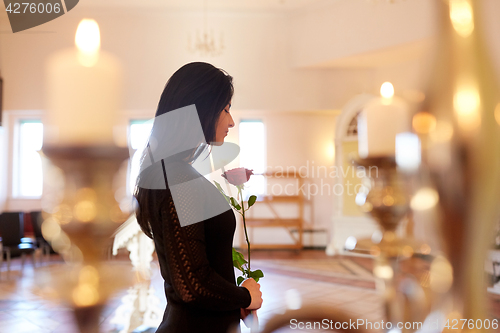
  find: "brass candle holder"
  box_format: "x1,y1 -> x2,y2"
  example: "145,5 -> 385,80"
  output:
351,157 -> 431,330
260,156 -> 433,333
39,145 -> 132,333
417,0 -> 500,324
261,1 -> 499,332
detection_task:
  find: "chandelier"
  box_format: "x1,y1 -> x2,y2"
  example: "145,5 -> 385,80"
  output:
188,0 -> 224,57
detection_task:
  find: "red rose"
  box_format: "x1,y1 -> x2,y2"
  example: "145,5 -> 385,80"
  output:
222,168 -> 253,186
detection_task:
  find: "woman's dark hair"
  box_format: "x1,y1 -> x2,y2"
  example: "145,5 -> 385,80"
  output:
155,62 -> 233,144
134,62 -> 234,238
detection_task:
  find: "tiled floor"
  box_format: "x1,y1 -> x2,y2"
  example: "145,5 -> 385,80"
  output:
239,251 -> 383,333
241,272 -> 383,333
0,250 -> 384,333
0,256 -> 79,333
2,250 -> 499,332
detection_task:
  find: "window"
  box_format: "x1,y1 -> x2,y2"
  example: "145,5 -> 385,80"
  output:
14,120 -> 43,197
128,119 -> 153,194
239,120 -> 266,198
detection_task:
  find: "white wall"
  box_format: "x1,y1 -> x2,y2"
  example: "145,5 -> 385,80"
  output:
265,111 -> 337,231
1,1 -> 469,113
288,0 -> 437,68
0,7 -> 352,112
2,0 -> 500,113
227,110 -> 337,247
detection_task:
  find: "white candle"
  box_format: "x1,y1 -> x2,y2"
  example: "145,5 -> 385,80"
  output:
358,82 -> 410,158
395,132 -> 421,172
45,19 -> 122,146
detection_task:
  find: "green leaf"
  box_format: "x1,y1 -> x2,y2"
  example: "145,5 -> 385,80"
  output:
214,181 -> 231,205
232,248 -> 248,274
249,269 -> 264,282
230,197 -> 241,210
232,248 -> 247,263
233,260 -> 244,272
214,181 -> 225,194
237,276 -> 245,286
247,195 -> 257,208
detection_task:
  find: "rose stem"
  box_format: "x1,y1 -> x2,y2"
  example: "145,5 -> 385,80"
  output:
239,186 -> 251,277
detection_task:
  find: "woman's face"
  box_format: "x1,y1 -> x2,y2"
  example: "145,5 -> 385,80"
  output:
214,102 -> 234,144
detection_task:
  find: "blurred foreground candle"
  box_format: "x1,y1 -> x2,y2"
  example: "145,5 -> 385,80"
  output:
419,0 -> 500,323
45,19 -> 123,146
358,82 -> 411,158
395,132 -> 421,172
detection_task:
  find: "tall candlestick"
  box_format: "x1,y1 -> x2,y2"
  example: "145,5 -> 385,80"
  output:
358,82 -> 411,158
45,19 -> 123,146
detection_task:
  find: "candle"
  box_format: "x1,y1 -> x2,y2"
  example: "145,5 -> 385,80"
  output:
395,132 -> 421,172
45,19 -> 122,146
358,82 -> 411,158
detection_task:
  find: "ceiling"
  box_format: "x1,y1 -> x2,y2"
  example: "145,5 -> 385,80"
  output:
313,39 -> 434,68
78,0 -> 329,11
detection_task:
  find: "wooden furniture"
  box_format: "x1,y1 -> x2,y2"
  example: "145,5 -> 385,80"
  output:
244,172 -> 309,250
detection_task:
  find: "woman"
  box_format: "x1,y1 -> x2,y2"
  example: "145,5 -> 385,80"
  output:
134,62 -> 263,333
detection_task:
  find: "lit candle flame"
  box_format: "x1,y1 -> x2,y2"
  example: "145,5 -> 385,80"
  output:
410,187 -> 439,211
75,19 -> 100,67
449,0 -> 474,38
453,83 -> 481,132
380,82 -> 394,100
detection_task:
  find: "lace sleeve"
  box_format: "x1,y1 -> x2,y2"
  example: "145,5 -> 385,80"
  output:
160,193 -> 252,311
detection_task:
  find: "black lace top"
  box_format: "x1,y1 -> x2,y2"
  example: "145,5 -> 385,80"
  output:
146,160 -> 251,333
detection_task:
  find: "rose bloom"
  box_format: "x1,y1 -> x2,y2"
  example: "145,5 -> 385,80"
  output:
222,168 -> 253,186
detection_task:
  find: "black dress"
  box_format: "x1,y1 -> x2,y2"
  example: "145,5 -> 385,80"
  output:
145,160 -> 252,333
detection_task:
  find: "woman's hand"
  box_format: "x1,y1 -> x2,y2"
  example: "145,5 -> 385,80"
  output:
241,278 -> 263,310
240,308 -> 259,329
240,308 -> 252,320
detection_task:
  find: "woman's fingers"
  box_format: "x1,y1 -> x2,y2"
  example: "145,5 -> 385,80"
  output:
241,308 -> 252,319
241,278 -> 263,310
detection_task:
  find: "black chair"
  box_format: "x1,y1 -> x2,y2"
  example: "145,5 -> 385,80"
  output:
0,212 -> 37,274
29,211 -> 52,262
